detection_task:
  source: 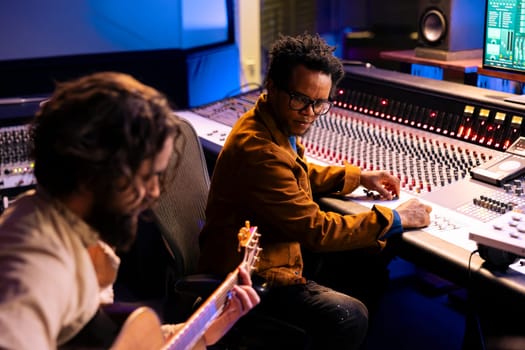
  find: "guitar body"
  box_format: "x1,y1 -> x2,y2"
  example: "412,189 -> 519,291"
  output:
110,307 -> 165,350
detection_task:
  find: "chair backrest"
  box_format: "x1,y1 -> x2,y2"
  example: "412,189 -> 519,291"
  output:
151,117 -> 311,349
152,116 -> 210,278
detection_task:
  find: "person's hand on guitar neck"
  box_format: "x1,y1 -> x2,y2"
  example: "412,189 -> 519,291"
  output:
202,266 -> 260,346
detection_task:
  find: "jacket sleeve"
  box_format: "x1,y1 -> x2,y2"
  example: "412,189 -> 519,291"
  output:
238,141 -> 395,252
307,161 -> 361,195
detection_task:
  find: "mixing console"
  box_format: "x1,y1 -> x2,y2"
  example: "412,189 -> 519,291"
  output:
0,124 -> 35,195
179,66 -> 525,265
302,110 -> 500,196
0,98 -> 41,200
1,66 -> 524,263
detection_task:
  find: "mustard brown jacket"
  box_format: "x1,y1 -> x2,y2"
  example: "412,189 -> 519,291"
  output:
198,94 -> 395,287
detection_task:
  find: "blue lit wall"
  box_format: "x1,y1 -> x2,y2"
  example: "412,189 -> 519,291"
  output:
410,64 -> 444,80
0,0 -> 229,60
186,44 -> 241,107
477,75 -> 522,94
0,0 -> 238,107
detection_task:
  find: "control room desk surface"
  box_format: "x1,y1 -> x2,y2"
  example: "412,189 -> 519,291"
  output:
318,195 -> 525,304
379,49 -> 482,86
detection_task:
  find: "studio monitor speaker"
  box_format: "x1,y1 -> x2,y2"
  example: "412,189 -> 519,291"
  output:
417,0 -> 486,52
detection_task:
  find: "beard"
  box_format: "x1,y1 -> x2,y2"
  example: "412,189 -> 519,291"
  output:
85,197 -> 139,252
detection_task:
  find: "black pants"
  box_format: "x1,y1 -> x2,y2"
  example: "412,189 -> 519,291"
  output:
301,245 -> 394,315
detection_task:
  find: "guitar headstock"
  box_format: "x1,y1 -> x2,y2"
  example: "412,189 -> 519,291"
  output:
237,220 -> 262,274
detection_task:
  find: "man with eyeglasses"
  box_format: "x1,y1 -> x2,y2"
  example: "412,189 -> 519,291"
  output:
198,33 -> 432,349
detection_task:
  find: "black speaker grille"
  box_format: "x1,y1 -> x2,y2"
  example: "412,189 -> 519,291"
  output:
420,9 -> 447,45
260,0 -> 316,51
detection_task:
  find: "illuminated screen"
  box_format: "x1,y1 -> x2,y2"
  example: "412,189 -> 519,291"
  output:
483,0 -> 525,72
0,0 -> 231,62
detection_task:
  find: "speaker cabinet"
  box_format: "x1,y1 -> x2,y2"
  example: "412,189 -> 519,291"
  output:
417,0 -> 486,52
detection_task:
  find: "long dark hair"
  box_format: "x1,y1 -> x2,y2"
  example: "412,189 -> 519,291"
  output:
31,71 -> 182,203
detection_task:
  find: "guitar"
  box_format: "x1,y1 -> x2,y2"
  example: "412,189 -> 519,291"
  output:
111,221 -> 262,350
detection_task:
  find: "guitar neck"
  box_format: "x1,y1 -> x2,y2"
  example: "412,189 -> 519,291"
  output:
163,222 -> 260,350
162,269 -> 240,350
110,223 -> 261,350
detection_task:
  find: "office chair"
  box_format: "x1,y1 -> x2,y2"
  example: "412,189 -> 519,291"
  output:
152,116 -> 311,349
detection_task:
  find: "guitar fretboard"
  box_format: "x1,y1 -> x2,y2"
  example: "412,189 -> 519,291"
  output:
163,272 -> 238,350
162,223 -> 260,350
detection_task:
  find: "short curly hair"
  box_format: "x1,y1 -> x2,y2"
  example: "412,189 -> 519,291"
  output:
31,71 -> 182,199
265,33 -> 344,97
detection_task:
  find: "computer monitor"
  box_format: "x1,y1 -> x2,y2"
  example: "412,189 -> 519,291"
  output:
483,0 -> 525,73
483,0 -> 525,103
0,0 -> 237,108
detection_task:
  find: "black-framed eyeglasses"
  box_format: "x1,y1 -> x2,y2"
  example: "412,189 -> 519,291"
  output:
285,90 -> 333,116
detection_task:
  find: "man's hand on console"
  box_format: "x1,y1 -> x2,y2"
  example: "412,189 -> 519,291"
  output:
395,198 -> 433,229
